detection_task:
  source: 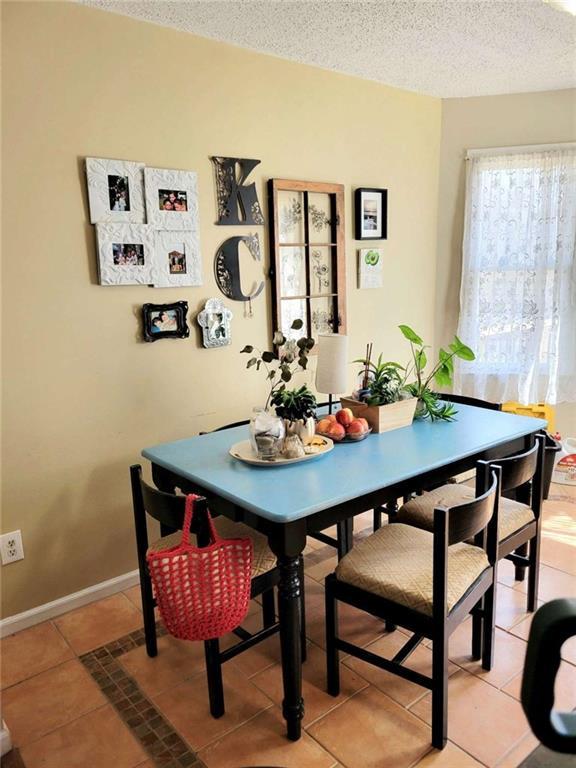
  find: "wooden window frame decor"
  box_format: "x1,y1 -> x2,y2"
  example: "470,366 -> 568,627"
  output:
354,187 -> 388,240
268,179 -> 347,346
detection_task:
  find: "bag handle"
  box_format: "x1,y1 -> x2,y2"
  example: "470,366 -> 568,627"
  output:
180,494 -> 219,548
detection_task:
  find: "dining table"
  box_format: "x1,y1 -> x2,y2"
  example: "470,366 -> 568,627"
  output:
142,403 -> 547,741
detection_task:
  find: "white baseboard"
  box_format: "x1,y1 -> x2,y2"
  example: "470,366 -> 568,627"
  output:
0,569 -> 140,639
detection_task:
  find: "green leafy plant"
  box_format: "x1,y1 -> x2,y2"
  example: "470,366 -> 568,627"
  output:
240,319 -> 316,411
270,384 -> 317,422
353,354 -> 404,406
398,325 -> 475,421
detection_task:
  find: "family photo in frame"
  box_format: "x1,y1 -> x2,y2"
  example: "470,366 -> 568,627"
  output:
142,301 -> 190,342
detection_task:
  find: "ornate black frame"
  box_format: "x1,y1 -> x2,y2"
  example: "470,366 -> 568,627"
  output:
354,187 -> 388,240
142,301 -> 189,342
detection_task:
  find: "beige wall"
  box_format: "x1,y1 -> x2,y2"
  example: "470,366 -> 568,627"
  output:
1,2 -> 441,616
436,90 -> 576,435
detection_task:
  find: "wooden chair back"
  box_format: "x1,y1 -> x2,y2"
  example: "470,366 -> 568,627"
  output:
130,465 -> 208,553
199,418 -> 250,436
434,469 -> 500,548
435,393 -> 502,411
488,438 -> 543,494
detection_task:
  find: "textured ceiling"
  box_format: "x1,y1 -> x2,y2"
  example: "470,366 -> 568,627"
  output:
80,0 -> 576,97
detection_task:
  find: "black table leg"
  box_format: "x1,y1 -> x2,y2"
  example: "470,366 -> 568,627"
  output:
277,554 -> 304,740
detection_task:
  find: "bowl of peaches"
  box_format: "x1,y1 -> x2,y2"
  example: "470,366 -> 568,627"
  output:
315,408 -> 371,443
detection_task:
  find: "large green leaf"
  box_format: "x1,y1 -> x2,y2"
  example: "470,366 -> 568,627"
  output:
291,319 -> 304,330
415,348 -> 427,370
273,331 -> 285,346
246,357 -> 258,368
434,365 -> 452,388
450,337 -> 475,361
240,345 -> 253,354
439,348 -> 454,374
399,325 -> 423,346
261,351 -> 276,363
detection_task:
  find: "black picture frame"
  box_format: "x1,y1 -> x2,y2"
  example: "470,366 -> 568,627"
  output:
354,188 -> 388,240
142,301 -> 189,342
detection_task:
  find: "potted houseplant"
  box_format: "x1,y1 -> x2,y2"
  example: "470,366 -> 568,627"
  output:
240,319 -> 316,457
270,384 -> 317,444
398,325 -> 475,421
340,349 -> 418,433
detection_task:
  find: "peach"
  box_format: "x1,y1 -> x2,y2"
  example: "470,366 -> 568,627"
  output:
336,408 -> 354,427
328,422 -> 346,440
316,418 -> 333,434
325,414 -> 337,423
347,419 -> 366,436
356,417 -> 370,433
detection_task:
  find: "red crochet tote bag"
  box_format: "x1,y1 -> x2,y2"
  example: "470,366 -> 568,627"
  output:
146,494 -> 253,641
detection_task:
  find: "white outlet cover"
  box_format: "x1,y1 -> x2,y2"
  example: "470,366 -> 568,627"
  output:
0,531 -> 24,564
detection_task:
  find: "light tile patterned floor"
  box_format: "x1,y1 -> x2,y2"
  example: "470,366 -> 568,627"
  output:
2,484 -> 575,768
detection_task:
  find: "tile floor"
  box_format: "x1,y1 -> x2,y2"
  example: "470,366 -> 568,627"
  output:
1,483 -> 575,768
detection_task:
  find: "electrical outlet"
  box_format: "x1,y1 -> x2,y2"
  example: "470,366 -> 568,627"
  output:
0,531 -> 24,565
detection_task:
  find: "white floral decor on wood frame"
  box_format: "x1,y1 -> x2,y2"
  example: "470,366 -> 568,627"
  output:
144,167 -> 199,231
86,158 -> 145,224
96,223 -> 154,285
153,230 -> 202,288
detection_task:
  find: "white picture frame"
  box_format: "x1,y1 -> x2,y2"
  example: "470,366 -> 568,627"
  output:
152,230 -> 203,288
96,223 -> 154,285
85,158 -> 145,224
144,167 -> 199,231
358,248 -> 384,289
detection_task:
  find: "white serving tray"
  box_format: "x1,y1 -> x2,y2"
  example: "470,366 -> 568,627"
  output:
229,438 -> 333,467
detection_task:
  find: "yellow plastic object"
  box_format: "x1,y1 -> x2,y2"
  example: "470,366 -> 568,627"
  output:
502,402 -> 555,433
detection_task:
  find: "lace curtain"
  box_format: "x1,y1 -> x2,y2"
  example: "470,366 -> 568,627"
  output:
453,146 -> 576,405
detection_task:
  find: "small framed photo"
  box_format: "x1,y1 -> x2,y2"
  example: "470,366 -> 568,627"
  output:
96,223 -> 154,285
358,248 -> 384,289
142,301 -> 190,342
144,167 -> 199,230
86,158 -> 145,224
153,231 -> 202,288
354,188 -> 387,240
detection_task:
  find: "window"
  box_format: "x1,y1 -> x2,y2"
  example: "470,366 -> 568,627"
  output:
454,145 -> 576,404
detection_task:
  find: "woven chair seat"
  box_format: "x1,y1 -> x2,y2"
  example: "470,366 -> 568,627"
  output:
335,523 -> 489,616
397,484 -> 534,542
148,516 -> 277,579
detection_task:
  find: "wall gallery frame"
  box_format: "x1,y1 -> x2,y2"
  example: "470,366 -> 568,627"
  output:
197,297 -> 233,348
358,248 -> 384,289
144,167 -> 199,230
153,230 -> 202,288
86,158 -> 146,224
354,188 -> 388,240
96,223 -> 155,285
268,178 -> 347,344
142,301 -> 190,342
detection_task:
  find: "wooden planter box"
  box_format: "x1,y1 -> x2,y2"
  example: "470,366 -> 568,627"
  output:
340,397 -> 417,434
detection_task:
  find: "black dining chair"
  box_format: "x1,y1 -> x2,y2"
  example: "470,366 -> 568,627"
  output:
325,465 -> 500,749
396,434 -> 545,657
371,394 -> 502,533
131,464 -> 285,719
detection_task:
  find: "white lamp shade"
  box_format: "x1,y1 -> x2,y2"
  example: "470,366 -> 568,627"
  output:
315,334 -> 349,395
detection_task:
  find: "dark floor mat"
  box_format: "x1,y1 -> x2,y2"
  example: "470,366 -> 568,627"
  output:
520,744 -> 575,767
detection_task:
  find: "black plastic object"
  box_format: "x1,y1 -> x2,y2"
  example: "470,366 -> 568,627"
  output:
542,431 -> 562,500
521,598 -> 576,753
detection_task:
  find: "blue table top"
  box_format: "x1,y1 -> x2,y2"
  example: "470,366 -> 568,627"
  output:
142,405 -> 546,523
